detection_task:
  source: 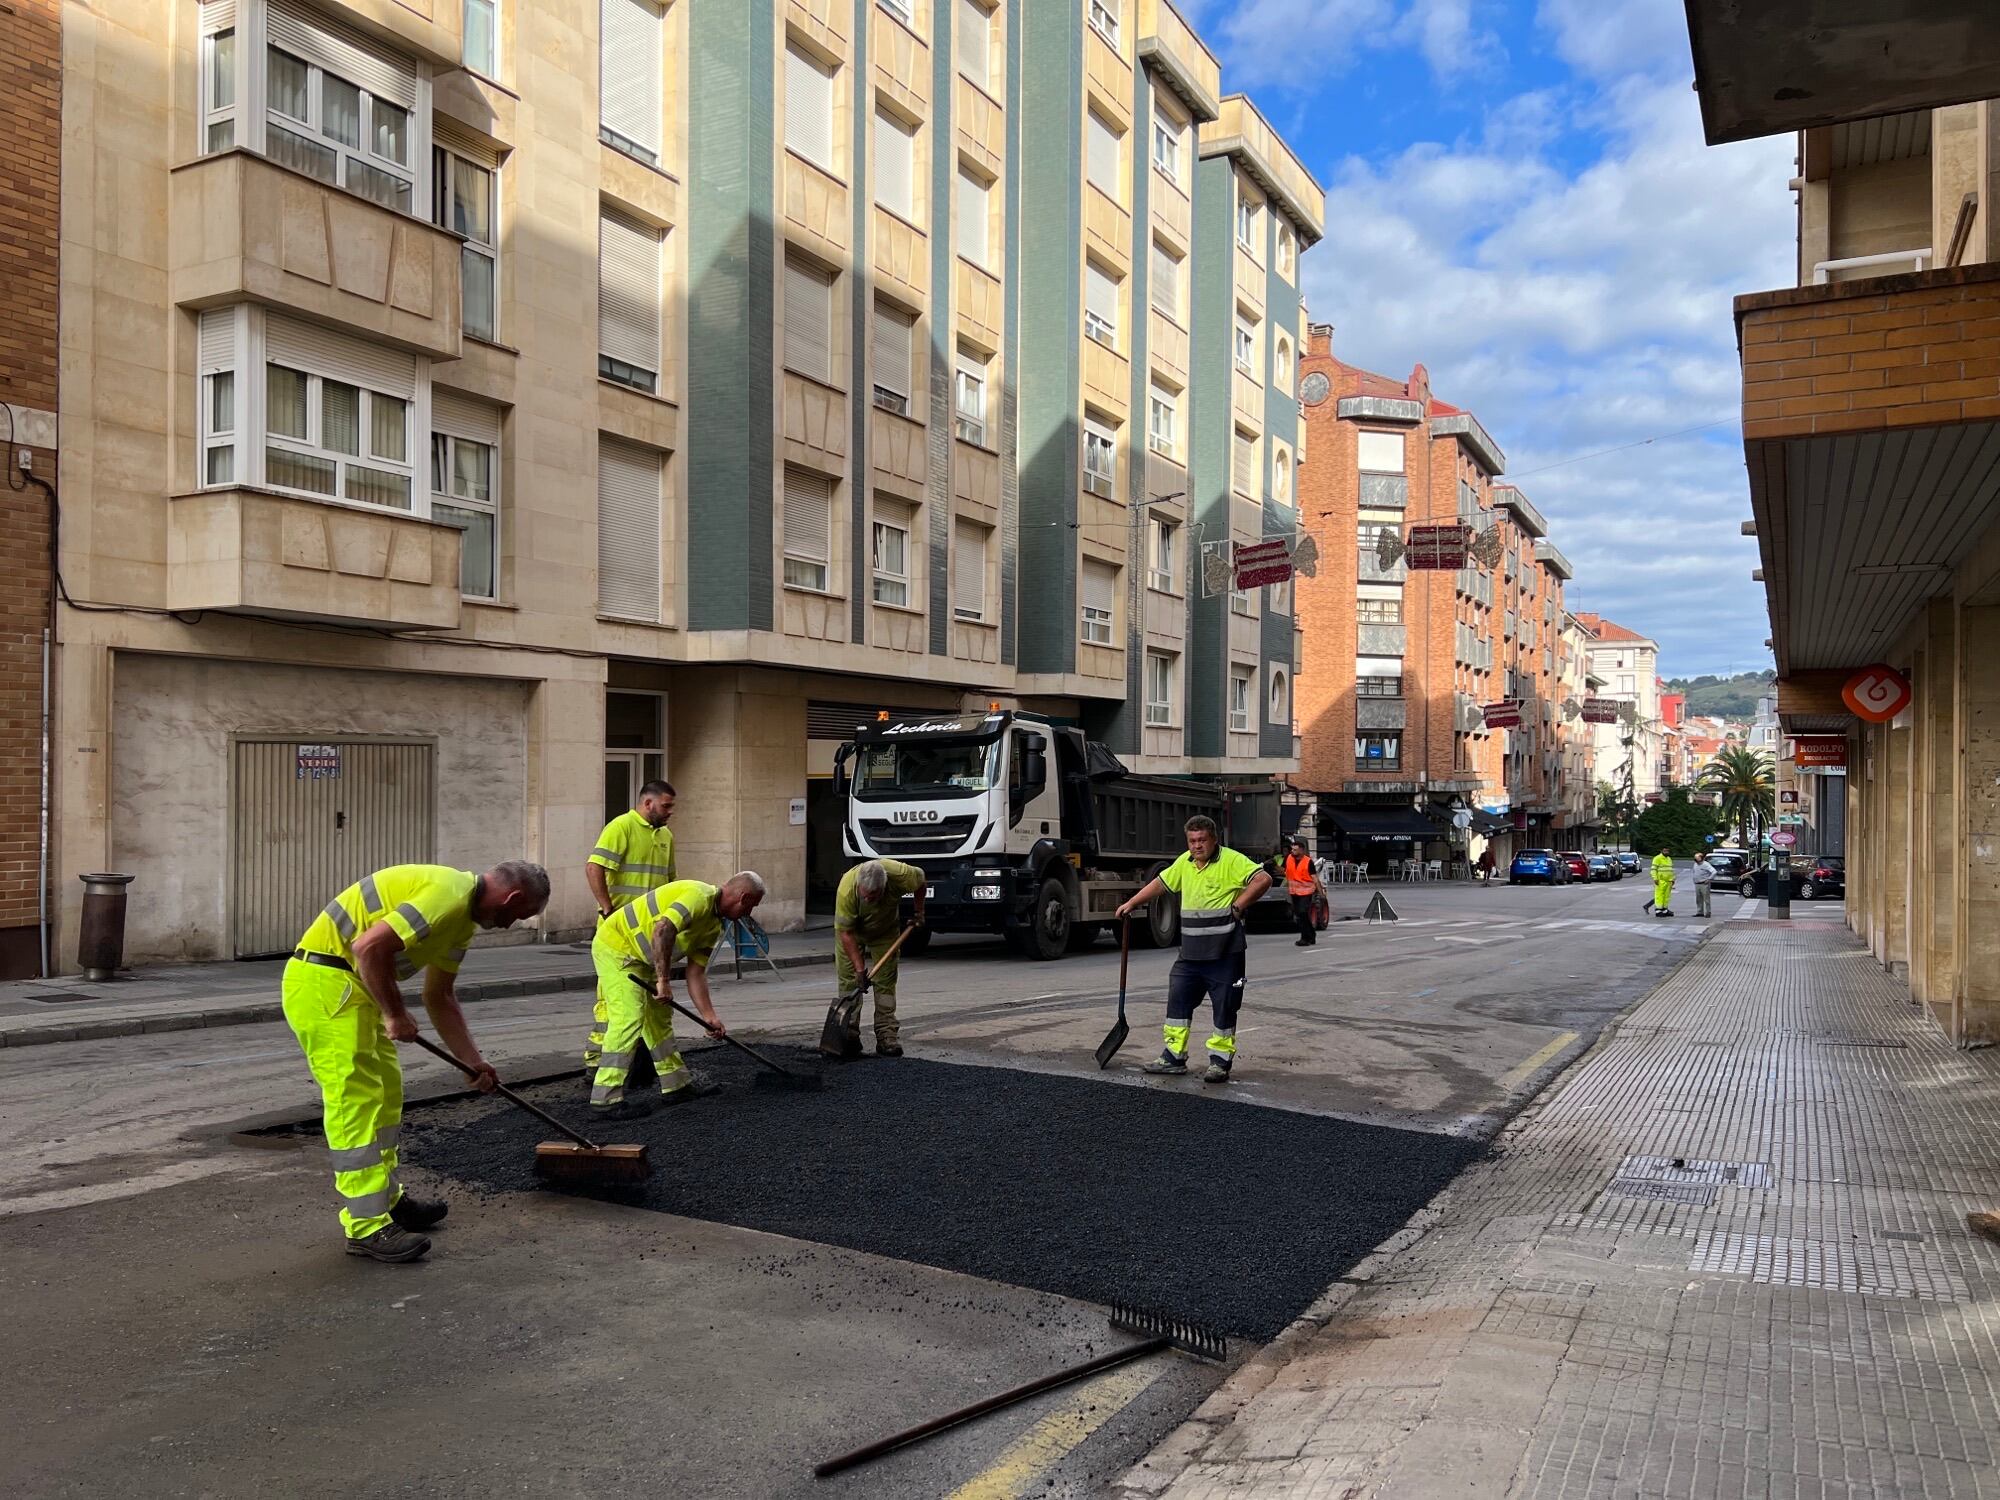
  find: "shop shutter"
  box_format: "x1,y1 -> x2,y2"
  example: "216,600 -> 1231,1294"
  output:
598,205 -> 662,376
597,436 -> 660,620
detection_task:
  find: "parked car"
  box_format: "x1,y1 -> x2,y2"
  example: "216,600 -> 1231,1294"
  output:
1798,856 -> 1845,900
1735,863 -> 1787,899
1509,849 -> 1568,885
1615,851 -> 1640,875
1559,851 -> 1591,882
1707,849 -> 1753,883
1587,855 -> 1619,882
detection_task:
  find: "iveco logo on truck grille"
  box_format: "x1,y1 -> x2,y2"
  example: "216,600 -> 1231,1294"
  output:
890,809 -> 943,824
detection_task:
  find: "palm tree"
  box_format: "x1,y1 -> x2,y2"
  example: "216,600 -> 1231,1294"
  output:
1700,747 -> 1776,847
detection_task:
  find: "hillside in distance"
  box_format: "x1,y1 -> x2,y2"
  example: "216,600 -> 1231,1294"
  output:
1663,670 -> 1777,719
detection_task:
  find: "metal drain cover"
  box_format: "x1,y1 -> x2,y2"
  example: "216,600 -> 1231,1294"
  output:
1606,1179 -> 1719,1205
1689,1232 -> 1967,1302
1616,1155 -> 1773,1189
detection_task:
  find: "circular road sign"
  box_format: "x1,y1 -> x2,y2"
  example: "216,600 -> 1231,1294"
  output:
1770,831 -> 1797,849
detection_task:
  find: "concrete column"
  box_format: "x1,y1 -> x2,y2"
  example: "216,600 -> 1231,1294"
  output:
1907,649 -> 1931,1005
1886,706 -> 1912,981
1921,605 -> 1958,1034
527,667 -> 607,942
1959,607 -> 2000,1043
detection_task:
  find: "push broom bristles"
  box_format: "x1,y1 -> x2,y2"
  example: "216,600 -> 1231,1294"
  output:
532,1141 -> 654,1186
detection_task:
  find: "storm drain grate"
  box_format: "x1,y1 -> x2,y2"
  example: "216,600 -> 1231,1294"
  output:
1616,1155 -> 1773,1190
1776,1030 -> 1910,1048
1689,1232 -> 1968,1302
1604,1179 -> 1719,1205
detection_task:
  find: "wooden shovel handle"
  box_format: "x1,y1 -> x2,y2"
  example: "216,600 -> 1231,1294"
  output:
1118,913 -> 1130,995
868,924 -> 915,981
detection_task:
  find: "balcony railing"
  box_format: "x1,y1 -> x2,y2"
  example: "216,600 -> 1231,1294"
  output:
1811,248 -> 1932,285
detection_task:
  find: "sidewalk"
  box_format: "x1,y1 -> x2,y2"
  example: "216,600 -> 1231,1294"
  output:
1119,913 -> 2000,1499
0,924 -> 837,1049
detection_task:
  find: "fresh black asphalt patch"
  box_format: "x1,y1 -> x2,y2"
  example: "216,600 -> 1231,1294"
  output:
404,1048 -> 1485,1341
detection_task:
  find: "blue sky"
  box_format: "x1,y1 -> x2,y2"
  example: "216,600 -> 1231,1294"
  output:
1179,0 -> 1797,679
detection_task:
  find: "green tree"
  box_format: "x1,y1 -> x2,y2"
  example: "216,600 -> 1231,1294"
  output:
1631,787 -> 1722,858
1699,746 -> 1776,847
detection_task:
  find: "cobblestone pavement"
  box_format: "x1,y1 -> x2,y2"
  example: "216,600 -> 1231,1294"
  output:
1117,913 -> 2000,1499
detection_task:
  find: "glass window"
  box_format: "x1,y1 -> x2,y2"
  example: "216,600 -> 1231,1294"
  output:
205,29 -> 238,151
430,429 -> 500,598
1145,649 -> 1174,725
464,0 -> 497,76
263,361 -> 413,510
1084,260 -> 1118,348
1083,418 -> 1116,493
1357,596 -> 1402,624
1151,112 -> 1181,182
872,505 -> 912,607
1355,734 -> 1402,769
1229,669 -> 1253,732
1088,0 -> 1119,46
262,45 -> 415,212
436,150 -> 498,343
1234,317 -> 1255,373
1147,384 -> 1176,457
1081,562 -> 1116,645
203,371 -> 235,485
1148,517 -> 1177,592
954,348 -> 988,445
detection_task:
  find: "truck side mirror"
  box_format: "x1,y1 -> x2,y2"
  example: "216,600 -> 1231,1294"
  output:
833,742 -> 852,798
1019,733 -> 1047,795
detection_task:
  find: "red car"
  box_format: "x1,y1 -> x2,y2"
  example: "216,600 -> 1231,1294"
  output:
1559,851 -> 1590,882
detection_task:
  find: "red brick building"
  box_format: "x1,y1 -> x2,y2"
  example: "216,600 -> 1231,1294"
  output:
0,0 -> 59,977
1293,326 -> 1583,872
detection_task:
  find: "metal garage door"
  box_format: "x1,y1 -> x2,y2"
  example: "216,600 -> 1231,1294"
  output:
231,740 -> 437,958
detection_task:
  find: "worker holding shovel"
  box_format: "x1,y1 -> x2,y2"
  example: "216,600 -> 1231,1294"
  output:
590,873 -> 768,1119
831,859 -> 925,1057
1115,816 -> 1273,1083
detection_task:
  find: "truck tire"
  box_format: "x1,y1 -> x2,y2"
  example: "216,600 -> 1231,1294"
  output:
901,925 -> 933,956
1017,875 -> 1071,961
1138,890 -> 1180,948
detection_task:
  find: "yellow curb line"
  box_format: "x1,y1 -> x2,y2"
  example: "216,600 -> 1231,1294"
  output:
946,1361 -> 1163,1500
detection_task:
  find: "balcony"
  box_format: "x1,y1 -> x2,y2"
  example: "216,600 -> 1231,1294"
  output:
1357,622 -> 1405,655
170,151 -> 461,360
167,487 -> 463,631
1138,0 -> 1221,124
1359,473 -> 1407,509
1357,698 -> 1406,731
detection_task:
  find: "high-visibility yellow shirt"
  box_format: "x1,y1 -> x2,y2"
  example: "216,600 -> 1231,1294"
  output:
834,859 -> 924,943
595,879 -> 722,971
295,865 -> 479,979
588,809 -> 677,910
1160,846 -> 1261,961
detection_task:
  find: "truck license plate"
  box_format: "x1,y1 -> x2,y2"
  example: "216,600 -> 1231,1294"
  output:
925,886 -> 935,898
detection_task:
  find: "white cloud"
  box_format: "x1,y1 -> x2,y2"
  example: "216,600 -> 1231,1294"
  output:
1189,0 -> 1502,87
1398,0 -> 1504,80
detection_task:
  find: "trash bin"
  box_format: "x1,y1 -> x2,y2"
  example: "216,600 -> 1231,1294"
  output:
77,872 -> 136,981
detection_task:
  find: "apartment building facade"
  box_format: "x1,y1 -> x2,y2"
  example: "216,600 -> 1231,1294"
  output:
1292,334 -> 1585,870
45,0 -> 1319,968
1575,614 -> 1664,810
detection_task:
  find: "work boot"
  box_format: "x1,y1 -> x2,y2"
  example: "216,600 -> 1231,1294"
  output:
344,1225 -> 431,1263
1142,1051 -> 1188,1076
1967,1211 -> 2000,1245
658,1071 -> 718,1106
390,1193 -> 449,1232
594,1096 -> 656,1122
1204,1058 -> 1233,1084
876,1041 -> 904,1057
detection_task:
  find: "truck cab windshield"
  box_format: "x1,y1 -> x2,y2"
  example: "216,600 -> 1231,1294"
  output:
856,741 -> 996,798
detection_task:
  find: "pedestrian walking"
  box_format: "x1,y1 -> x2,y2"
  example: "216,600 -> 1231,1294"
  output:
1691,851 -> 1715,918
1645,850 -> 1676,916
1114,816 -> 1275,1083
833,858 -> 926,1057
1283,838 -> 1321,946
1476,847 -> 1497,885
589,873 -> 767,1117
282,861 -> 552,1264
582,780 -> 678,1074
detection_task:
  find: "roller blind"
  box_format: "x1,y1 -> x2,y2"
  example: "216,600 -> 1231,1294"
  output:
1086,109 -> 1119,196
784,256 -> 834,382
269,1 -> 418,107
433,389 -> 502,445
1150,241 -> 1179,316
598,205 -> 662,375
954,518 -> 987,619
872,302 -> 914,400
599,0 -> 662,160
1233,430 -> 1255,493
959,0 -> 990,89
597,436 -> 660,620
785,43 -> 835,171
267,313 -> 416,396
784,467 -> 833,563
198,307 -> 237,372
1082,561 -> 1116,612
1085,261 -> 1116,328
875,109 -> 914,218
956,167 -> 990,268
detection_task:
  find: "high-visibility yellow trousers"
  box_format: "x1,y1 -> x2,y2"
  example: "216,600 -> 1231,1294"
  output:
588,942 -> 690,1108
1654,876 -> 1674,910
833,935 -> 900,1045
282,959 -> 404,1241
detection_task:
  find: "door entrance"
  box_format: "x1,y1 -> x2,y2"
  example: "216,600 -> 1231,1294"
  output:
231,739 -> 437,958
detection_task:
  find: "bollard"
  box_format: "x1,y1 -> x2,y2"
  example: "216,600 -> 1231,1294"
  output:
77,872 -> 136,980
1766,852 -> 1791,922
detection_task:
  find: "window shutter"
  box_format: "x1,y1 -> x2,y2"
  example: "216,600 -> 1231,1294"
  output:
875,109 -> 914,217
784,256 -> 833,382
268,1 -> 418,107
267,314 -> 416,396
1150,241 -> 1177,315
600,0 -> 663,159
959,0 -> 989,88
872,302 -> 913,399
597,437 -> 660,620
599,205 -> 662,376
1085,262 -> 1116,327
1233,432 -> 1254,492
204,0 -> 238,28
784,467 -> 833,564
198,307 -> 236,372
954,518 -> 986,618
785,44 -> 835,170
1086,110 -> 1118,195
1082,561 -> 1116,613
433,389 -> 502,445
956,168 -> 989,267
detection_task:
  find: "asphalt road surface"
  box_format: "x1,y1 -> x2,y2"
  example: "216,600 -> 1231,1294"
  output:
0,876 -> 1737,1498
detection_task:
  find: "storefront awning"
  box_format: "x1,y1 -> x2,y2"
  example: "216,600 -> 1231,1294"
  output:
1322,807 -> 1442,843
1468,810 -> 1512,835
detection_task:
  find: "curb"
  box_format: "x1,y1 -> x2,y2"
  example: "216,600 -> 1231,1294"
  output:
0,950 -> 833,1050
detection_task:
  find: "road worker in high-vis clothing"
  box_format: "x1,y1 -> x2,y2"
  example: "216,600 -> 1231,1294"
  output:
1116,816 -> 1274,1083
1646,849 -> 1676,917
589,872 -> 768,1118
832,858 -> 926,1057
282,861 -> 551,1264
582,781 -> 678,1073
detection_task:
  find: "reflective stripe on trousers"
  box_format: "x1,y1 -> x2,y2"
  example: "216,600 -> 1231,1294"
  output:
1165,952 -> 1246,1062
282,959 -> 404,1241
588,943 -> 688,1107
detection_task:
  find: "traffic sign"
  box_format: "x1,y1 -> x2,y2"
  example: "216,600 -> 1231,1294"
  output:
1770,831 -> 1797,848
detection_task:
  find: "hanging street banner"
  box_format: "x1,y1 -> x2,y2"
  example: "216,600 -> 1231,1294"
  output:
1233,539 -> 1294,590
1481,699 -> 1523,730
1790,736 -> 1848,768
1403,523 -> 1471,570
1580,697 -> 1622,725
1289,531 -> 1319,578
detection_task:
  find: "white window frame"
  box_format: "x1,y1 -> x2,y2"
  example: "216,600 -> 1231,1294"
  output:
1147,384 -> 1176,459
1148,516 -> 1178,595
203,25 -> 239,152
872,503 -> 913,607
1236,192 -> 1261,253
1083,416 -> 1117,494
1234,316 -> 1256,375
430,405 -> 501,600
1231,587 -> 1253,618
435,141 -> 498,344
954,349 -> 988,446
1080,562 -> 1116,646
878,0 -> 915,26
1268,666 -> 1289,725
1229,667 -> 1253,732
1145,649 -> 1175,726
463,0 -> 498,78
263,359 -> 415,507
261,40 -> 421,213
1088,0 -> 1120,47
1084,260 -> 1119,348
1151,109 -> 1182,184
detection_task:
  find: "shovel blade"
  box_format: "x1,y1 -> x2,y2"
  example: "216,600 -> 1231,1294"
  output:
1094,1014 -> 1130,1070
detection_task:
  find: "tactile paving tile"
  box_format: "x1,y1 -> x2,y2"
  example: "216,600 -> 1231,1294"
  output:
1688,1231 -> 1969,1303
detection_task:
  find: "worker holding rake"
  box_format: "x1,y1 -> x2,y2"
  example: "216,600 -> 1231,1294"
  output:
590,872 -> 768,1118
832,858 -> 925,1057
1115,816 -> 1273,1083
282,861 -> 552,1264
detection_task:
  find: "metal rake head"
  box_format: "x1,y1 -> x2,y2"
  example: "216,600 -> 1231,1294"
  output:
1109,1303 -> 1228,1362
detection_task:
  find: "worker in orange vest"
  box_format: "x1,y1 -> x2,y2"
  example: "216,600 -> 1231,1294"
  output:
1283,838 -> 1322,947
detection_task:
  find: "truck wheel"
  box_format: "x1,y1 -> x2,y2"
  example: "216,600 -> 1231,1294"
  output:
901,925 -> 933,956
1138,891 -> 1180,948
1015,875 -> 1070,961
1068,922 -> 1102,952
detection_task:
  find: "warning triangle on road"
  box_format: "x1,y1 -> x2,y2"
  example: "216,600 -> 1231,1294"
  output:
1362,890 -> 1399,923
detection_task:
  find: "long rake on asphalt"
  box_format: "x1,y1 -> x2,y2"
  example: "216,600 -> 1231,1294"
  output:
638,981 -> 824,1091
1094,913 -> 1132,1069
812,1303 -> 1227,1479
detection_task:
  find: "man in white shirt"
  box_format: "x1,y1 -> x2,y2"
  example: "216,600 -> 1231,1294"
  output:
1691,852 -> 1716,919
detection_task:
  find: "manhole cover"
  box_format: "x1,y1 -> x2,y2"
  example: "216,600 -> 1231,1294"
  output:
1605,1178 -> 1718,1205
26,990 -> 99,1003
1616,1155 -> 1772,1189
1690,1232 -> 1966,1302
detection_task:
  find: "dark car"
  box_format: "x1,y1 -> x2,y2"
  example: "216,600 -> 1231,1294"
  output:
1559,851 -> 1591,882
1509,848 -> 1567,885
1616,850 -> 1640,875
1739,856 -> 1845,900
1707,849 -> 1754,884
1586,855 -> 1618,882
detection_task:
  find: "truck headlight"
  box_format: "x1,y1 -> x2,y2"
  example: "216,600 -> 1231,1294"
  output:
972,884 -> 1002,900
973,869 -> 1004,878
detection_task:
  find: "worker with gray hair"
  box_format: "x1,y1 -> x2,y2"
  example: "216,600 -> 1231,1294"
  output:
282,860 -> 552,1264
589,872 -> 767,1117
832,857 -> 926,1056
